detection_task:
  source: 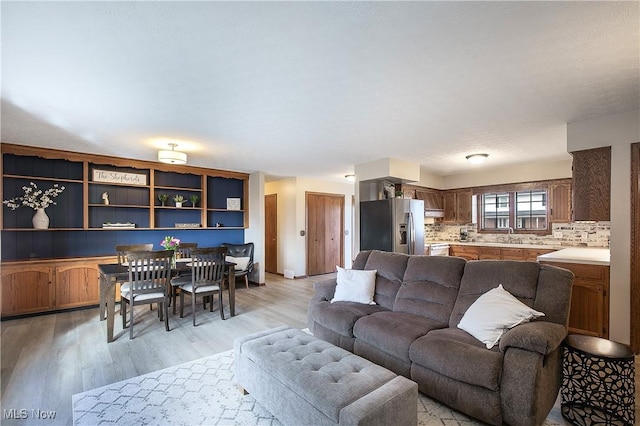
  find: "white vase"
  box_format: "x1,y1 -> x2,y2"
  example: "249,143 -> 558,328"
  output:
32,208 -> 49,229
176,202 -> 183,208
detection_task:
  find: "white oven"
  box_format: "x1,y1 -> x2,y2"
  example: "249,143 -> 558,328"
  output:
429,243 -> 450,256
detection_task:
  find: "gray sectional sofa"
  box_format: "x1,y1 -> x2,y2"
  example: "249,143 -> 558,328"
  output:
307,250 -> 574,426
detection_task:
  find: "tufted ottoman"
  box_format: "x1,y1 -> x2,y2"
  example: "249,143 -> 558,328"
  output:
234,326 -> 418,426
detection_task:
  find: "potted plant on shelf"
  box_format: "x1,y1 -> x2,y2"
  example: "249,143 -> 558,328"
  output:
158,193 -> 169,207
190,194 -> 200,207
2,181 -> 66,229
174,195 -> 185,208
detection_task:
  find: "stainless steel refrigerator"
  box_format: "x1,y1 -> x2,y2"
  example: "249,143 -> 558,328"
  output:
360,199 -> 425,255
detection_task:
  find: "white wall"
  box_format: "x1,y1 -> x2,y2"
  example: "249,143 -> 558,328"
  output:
567,108 -> 640,345
442,159 -> 572,189
246,172 -> 266,284
265,177 -> 355,278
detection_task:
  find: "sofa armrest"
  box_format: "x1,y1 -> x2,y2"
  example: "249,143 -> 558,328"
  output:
499,322 -> 566,355
312,279 -> 337,302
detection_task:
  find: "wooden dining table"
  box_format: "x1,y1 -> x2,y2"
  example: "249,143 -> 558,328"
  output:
98,260 -> 235,342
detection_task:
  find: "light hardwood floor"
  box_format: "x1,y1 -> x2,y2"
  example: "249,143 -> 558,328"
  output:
1,273 -> 326,425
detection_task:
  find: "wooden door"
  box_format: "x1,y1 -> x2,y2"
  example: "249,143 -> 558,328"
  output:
306,192 -> 344,276
265,194 -> 277,274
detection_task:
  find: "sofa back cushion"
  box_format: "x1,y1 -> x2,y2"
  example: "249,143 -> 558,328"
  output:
450,260 -> 544,328
352,250 -> 372,270
393,256 -> 466,324
361,250 -> 410,310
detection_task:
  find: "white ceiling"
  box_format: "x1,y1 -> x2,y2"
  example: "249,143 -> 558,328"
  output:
1,1 -> 638,182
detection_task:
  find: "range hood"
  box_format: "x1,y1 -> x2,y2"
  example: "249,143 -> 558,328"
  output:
424,209 -> 444,218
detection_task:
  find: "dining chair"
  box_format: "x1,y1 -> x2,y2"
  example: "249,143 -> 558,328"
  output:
120,249 -> 174,339
171,247 -> 227,326
115,244 -> 154,315
221,242 -> 254,290
168,242 -> 197,313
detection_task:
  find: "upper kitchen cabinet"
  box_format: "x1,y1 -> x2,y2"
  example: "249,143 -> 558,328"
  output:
572,147 -> 611,221
443,189 -> 472,223
549,180 -> 572,223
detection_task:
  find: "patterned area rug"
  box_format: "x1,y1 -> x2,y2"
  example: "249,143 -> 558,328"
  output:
73,350 -> 561,425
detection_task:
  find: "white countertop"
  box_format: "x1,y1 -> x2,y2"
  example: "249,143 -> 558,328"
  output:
425,241 -> 562,250
536,247 -> 610,266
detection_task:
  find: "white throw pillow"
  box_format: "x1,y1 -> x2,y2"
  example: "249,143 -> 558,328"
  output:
225,256 -> 250,271
331,266 -> 377,305
457,284 -> 545,349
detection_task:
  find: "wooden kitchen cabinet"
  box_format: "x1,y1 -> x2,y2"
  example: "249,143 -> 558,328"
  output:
443,190 -> 472,223
524,248 -> 556,261
1,256 -> 115,318
1,264 -> 54,316
501,247 -> 527,260
478,247 -> 502,260
549,181 -> 572,223
452,244 -> 555,262
449,245 -> 479,260
539,261 -> 609,339
572,147 -> 611,221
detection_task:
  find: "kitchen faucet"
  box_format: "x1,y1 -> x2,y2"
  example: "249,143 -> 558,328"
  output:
508,227 -> 514,243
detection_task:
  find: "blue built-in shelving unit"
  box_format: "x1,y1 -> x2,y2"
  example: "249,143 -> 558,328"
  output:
1,148 -> 248,261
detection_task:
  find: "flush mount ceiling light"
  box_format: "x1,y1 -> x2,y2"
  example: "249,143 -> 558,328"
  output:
158,143 -> 187,165
345,174 -> 355,182
465,153 -> 489,164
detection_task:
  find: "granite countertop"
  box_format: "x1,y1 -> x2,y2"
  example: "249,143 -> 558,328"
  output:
536,247 -> 610,266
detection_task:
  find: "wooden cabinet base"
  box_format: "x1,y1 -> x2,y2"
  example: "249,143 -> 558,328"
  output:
540,261 -> 609,339
1,256 -> 116,318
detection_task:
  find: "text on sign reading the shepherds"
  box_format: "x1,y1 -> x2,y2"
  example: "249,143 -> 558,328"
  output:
93,170 -> 147,186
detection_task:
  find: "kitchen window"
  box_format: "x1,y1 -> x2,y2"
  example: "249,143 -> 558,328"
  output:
479,188 -> 549,233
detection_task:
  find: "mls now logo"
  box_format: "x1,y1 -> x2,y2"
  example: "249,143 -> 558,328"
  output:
3,409 -> 56,419
3,409 -> 28,419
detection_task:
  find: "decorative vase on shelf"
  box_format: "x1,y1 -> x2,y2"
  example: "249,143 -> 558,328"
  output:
32,208 -> 49,229
176,202 -> 183,208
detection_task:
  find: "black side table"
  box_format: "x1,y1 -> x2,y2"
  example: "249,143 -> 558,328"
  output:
561,334 -> 635,426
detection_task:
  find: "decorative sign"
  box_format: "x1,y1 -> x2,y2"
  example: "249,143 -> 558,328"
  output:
102,222 -> 136,229
175,223 -> 201,228
226,198 -> 241,210
93,169 -> 147,186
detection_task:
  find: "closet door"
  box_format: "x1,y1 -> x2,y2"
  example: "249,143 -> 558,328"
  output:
306,192 -> 344,276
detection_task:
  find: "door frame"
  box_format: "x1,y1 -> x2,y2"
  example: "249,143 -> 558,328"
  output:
631,142 -> 639,353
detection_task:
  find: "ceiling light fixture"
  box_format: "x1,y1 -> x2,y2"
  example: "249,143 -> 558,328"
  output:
465,153 -> 489,164
158,143 -> 187,165
345,174 -> 355,182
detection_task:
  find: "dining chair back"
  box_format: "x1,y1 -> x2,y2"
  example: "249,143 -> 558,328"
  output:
120,249 -> 174,339
221,242 -> 254,289
173,246 -> 227,326
115,244 -> 153,265
175,242 -> 197,259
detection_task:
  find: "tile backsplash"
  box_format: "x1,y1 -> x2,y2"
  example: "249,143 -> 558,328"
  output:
425,222 -> 610,248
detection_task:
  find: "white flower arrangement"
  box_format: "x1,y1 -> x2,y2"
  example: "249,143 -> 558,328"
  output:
3,182 -> 66,210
